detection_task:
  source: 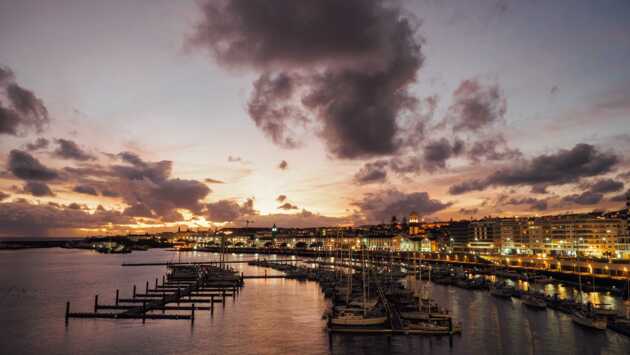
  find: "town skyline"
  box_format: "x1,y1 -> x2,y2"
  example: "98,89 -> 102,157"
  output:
1,0 -> 630,237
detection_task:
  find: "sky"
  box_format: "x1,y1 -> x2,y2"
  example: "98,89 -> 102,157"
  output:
1,0 -> 629,237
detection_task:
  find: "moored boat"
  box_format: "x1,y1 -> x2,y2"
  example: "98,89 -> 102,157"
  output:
571,310 -> 607,330
522,294 -> 547,310
330,311 -> 387,326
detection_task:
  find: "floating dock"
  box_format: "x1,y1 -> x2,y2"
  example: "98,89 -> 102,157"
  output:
65,264 -> 244,323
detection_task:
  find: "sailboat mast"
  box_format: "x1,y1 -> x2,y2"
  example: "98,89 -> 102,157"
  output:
362,245 -> 367,317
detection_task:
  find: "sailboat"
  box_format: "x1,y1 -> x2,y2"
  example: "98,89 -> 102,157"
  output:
330,246 -> 387,327
570,243 -> 607,330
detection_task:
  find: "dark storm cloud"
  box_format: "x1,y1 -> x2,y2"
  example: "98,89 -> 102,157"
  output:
191,0 -> 425,159
505,197 -> 548,211
0,200 -> 133,237
354,189 -> 452,223
562,191 -> 603,205
278,202 -> 299,210
449,144 -> 618,194
583,178 -> 624,194
248,73 -> 307,148
276,194 -> 287,203
111,152 -> 171,184
354,160 -> 388,184
23,181 -> 54,197
447,79 -> 506,132
467,135 -> 521,162
102,189 -> 120,198
388,155 -> 422,174
62,152 -> 211,221
54,139 -> 95,161
423,138 -> 464,171
278,160 -> 288,170
0,66 -> 50,135
150,178 -> 210,214
7,149 -> 59,181
26,137 -> 49,151
205,178 -> 224,184
73,184 -> 98,196
459,208 -> 479,215
123,203 -> 154,218
206,198 -> 257,222
610,190 -> 629,202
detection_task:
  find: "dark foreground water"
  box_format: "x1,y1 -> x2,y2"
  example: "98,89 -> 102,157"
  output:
0,249 -> 629,355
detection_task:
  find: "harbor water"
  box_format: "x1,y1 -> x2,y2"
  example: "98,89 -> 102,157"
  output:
1,248 -> 629,355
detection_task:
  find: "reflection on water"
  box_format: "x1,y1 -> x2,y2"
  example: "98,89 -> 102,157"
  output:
0,249 -> 628,355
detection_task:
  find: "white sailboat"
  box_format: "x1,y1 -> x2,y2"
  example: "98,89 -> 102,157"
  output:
330,246 -> 387,327
570,242 -> 607,330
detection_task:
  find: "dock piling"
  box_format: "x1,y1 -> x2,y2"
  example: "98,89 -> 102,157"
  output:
133,285 -> 136,299
94,294 -> 99,312
115,289 -> 119,305
191,303 -> 195,323
65,301 -> 70,324
448,318 -> 453,347
210,295 -> 214,315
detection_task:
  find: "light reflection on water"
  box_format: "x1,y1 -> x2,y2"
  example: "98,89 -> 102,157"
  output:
0,249 -> 628,355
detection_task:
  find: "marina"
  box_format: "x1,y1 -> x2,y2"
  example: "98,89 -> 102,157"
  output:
2,248 -> 630,354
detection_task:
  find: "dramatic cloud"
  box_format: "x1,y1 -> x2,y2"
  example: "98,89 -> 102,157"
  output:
26,137 -> 49,151
276,194 -> 287,203
422,138 -> 464,171
149,178 -> 210,214
447,79 -> 506,132
278,160 -> 288,170
205,178 -> 224,184
354,160 -> 388,184
206,198 -> 257,222
73,184 -> 98,196
0,66 -> 50,135
0,191 -> 9,201
7,149 -> 59,181
0,200 -> 133,237
354,189 -> 452,223
467,135 -> 521,162
191,0 -> 425,159
610,190 -> 629,202
112,152 -> 171,184
278,202 -> 299,210
388,155 -> 422,174
449,144 -> 618,194
54,138 -> 95,161
123,203 -> 154,218
583,178 -> 624,194
562,191 -> 603,205
61,151 -> 210,221
459,208 -> 479,215
102,189 -> 120,198
505,197 -> 548,211
248,73 -> 307,148
22,181 -> 54,197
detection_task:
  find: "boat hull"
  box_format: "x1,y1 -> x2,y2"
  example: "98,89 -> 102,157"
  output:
330,316 -> 387,326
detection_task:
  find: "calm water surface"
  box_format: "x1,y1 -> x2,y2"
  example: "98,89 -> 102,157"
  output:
0,248 -> 629,355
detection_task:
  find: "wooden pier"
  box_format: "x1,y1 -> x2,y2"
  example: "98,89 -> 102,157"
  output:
65,264 -> 244,323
